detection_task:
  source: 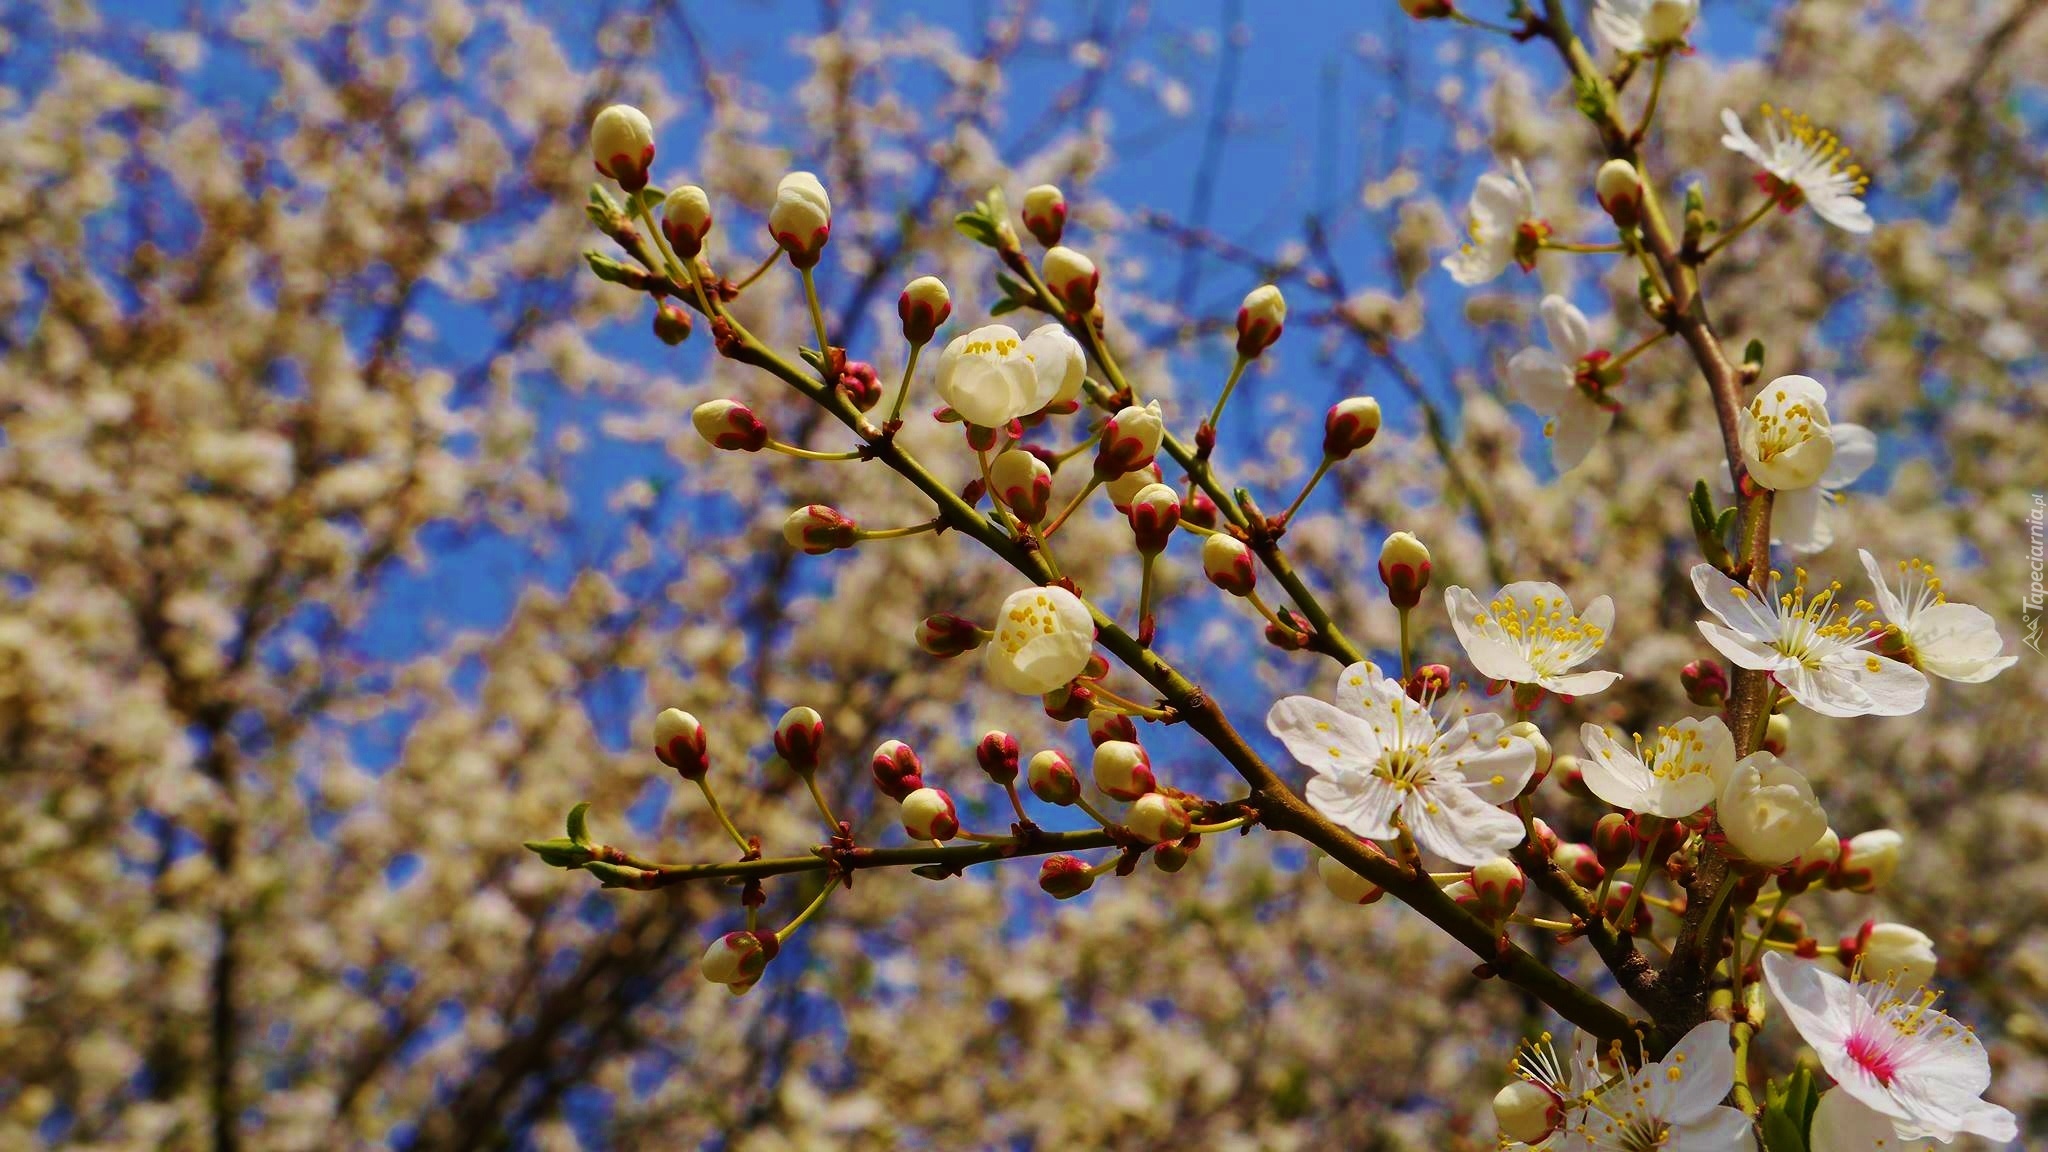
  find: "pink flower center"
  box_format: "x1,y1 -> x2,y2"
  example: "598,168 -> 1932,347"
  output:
1845,1028 -> 1900,1086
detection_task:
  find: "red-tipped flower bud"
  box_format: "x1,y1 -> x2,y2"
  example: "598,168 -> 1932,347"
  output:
916,612 -> 986,658
897,275 -> 952,346
773,706 -> 824,772
1680,659 -> 1728,708
1505,720 -> 1551,796
1553,842 -> 1606,887
653,708 -> 709,780
1235,284 -> 1286,359
1763,712 -> 1790,757
1494,1080 -> 1564,1145
870,739 -> 924,801
838,360 -> 882,412
1779,827 -> 1838,895
1405,664 -> 1452,703
900,786 -> 959,841
1378,531 -> 1432,610
768,171 -> 832,268
1087,709 -> 1138,747
1469,856 -> 1526,920
783,505 -> 859,555
1201,534 -> 1257,597
654,300 -> 694,345
1552,753 -> 1594,800
1318,855 -> 1386,904
701,928 -> 779,992
1039,854 -> 1094,899
1027,749 -> 1082,805
693,399 -> 769,453
1829,829 -> 1901,893
1091,740 -> 1155,802
1595,159 -> 1644,230
990,449 -> 1053,524
590,104 -> 655,192
1592,813 -> 1636,873
1093,401 -> 1164,481
661,184 -> 713,258
1183,489 -> 1219,529
1127,482 -> 1181,556
1042,245 -> 1099,312
1126,793 -> 1191,845
1322,396 -> 1382,459
1529,817 -> 1561,859
1021,184 -> 1067,248
976,729 -> 1020,786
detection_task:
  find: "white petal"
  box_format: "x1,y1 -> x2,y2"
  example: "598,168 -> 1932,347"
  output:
1690,563 -> 1778,639
1447,585 -> 1538,684
1507,347 -> 1573,414
1698,620 -> 1784,673
1544,669 -> 1622,698
1331,661 -> 1408,728
1578,724 -> 1655,812
1548,395 -> 1615,472
1857,550 -> 1909,623
1810,191 -> 1874,234
1772,485 -> 1829,554
1267,696 -> 1382,777
1670,1107 -> 1754,1150
1763,953 -> 1856,1050
1659,1020 -> 1735,1121
1442,717 -> 1536,805
1443,241 -> 1511,286
1811,1089 -> 1934,1152
1821,423 -> 1878,488
1719,108 -> 1770,167
1777,661 -> 1874,718
1842,654 -> 1928,716
1539,294 -> 1594,362
1470,171 -> 1526,233
1305,771 -> 1401,842
1907,602 -> 2016,683
1405,781 -> 1525,865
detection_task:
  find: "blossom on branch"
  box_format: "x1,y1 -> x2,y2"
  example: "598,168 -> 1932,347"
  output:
1858,551 -> 2017,684
1443,159 -> 1545,286
1446,581 -> 1621,697
1690,563 -> 1928,717
1721,105 -> 1873,234
1506,295 -> 1620,472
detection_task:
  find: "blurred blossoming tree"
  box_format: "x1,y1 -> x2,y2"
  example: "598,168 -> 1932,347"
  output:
1,2 -> 2043,1150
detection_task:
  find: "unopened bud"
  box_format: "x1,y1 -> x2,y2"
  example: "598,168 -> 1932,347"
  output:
1643,0 -> 1696,45
1127,482 -> 1181,555
1604,882 -> 1647,931
1405,664 -> 1451,703
768,171 -> 832,269
653,300 -> 694,345
1780,827 -> 1838,895
1094,401 -> 1165,480
1847,921 -> 1937,990
1398,0 -> 1455,18
1323,396 -> 1382,459
1553,842 -> 1605,887
783,505 -> 859,554
1592,813 -> 1636,872
1092,740 -> 1155,802
1106,463 -> 1164,511
773,706 -> 825,772
1202,534 -> 1257,597
661,184 -> 713,258
653,708 -> 709,780
1763,712 -> 1791,757
1021,184 -> 1067,248
1235,284 -> 1286,359
1042,245 -> 1099,312
1595,159 -> 1644,229
693,399 -> 769,452
976,730 -> 1021,786
1529,817 -> 1561,859
1318,855 -> 1386,904
900,786 -> 959,841
1493,1080 -> 1563,1145
838,360 -> 882,412
1126,793 -> 1191,844
1552,753 -> 1594,800
897,275 -> 952,346
1027,749 -> 1081,806
990,449 -> 1053,524
1266,607 -> 1314,651
1830,829 -> 1902,893
870,739 -> 924,801
1506,721 -> 1551,795
1184,489 -> 1219,530
1469,857 -> 1526,920
701,928 -> 779,991
590,104 -> 655,192
1087,710 -> 1137,747
916,613 -> 985,658
1680,659 -> 1728,707
1039,854 -> 1094,899
1377,532 -> 1432,610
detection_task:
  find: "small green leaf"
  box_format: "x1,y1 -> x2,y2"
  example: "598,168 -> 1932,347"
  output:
953,211 -> 998,248
1760,1067 -> 1817,1152
523,837 -> 594,869
911,864 -> 958,881
583,251 -> 650,288
1743,339 -> 1766,372
636,187 -> 667,213
566,802 -> 592,848
989,297 -> 1023,316
583,861 -> 650,889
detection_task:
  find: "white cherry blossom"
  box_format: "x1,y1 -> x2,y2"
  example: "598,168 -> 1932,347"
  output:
1592,0 -> 1697,53
1507,295 -> 1618,472
1739,375 -> 1837,491
934,323 -> 1085,428
1690,563 -> 1927,718
984,585 -> 1095,695
1809,1089 -> 1934,1152
1569,1020 -> 1750,1152
1266,662 -> 1535,865
1721,105 -> 1873,233
1858,551 -> 2016,684
1443,159 -> 1543,286
1764,954 -> 2017,1145
1578,716 -> 1735,819
1446,582 -> 1621,697
1775,423 -> 1876,553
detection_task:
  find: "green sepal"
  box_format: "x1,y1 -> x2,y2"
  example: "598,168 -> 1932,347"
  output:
523,837 -> 593,869
566,801 -> 592,848
1759,1066 -> 1818,1152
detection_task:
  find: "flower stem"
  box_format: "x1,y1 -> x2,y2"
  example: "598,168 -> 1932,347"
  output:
800,266 -> 833,373
1279,458 -> 1333,525
1203,354 -> 1249,436
1073,794 -> 1117,829
1541,239 -> 1628,254
803,774 -> 839,831
1136,553 -> 1156,643
1739,890 -> 1792,978
1731,1020 -> 1760,1116
1632,53 -> 1668,140
696,778 -> 752,855
633,197 -> 689,288
1608,326 -> 1671,370
1397,607 -> 1415,681
775,876 -> 840,943
1042,476 -> 1101,536
766,440 -> 863,461
886,342 -> 924,427
854,519 -> 943,541
1189,815 -> 1249,835
734,247 -> 782,291
1697,199 -> 1777,262
1611,816 -> 1663,932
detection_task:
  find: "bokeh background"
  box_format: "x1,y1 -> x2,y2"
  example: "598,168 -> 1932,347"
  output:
1,1 -> 2043,1148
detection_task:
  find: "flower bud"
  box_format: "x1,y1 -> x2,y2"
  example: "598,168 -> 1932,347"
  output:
989,449 -> 1053,524
1469,857 -> 1526,920
1405,664 -> 1452,703
1266,608 -> 1315,651
1153,837 -> 1197,873
1779,827 -> 1838,895
653,300 -> 694,345
1377,531 -> 1432,610
1042,682 -> 1096,722
653,708 -> 709,780
1529,817 -> 1561,859
976,729 -> 1020,786
1105,462 -> 1164,511
1643,0 -> 1696,45
1444,879 -> 1479,910
1087,709 -> 1138,747
590,104 -> 655,192
900,786 -> 959,841
767,171 -> 832,269
661,184 -> 713,258
1201,533 -> 1257,597
773,706 -> 825,772
1720,753 -> 1827,868
693,399 -> 769,452
1506,720 -> 1551,794
1552,753 -> 1594,801
1042,245 -> 1099,312
1094,400 -> 1165,480
783,505 -> 859,554
1235,284 -> 1286,359
1603,882 -> 1647,931
1553,842 -> 1606,887
1127,482 -> 1181,555
1398,0 -> 1455,18
1027,749 -> 1082,805
1091,740 -> 1155,802
897,275 -> 952,346
1322,397 -> 1382,459
1184,489 -> 1219,529
1021,184 -> 1067,248
701,928 -> 779,990
870,739 -> 924,801
1680,658 -> 1728,707
1845,921 -> 1937,990
1763,712 -> 1793,757
1591,813 -> 1637,874
1126,793 -> 1191,844
1493,1080 -> 1563,1145
916,612 -> 985,658
838,360 -> 882,412
1595,159 -> 1644,229
1038,854 -> 1094,899
1830,829 -> 1902,893
1317,855 -> 1386,904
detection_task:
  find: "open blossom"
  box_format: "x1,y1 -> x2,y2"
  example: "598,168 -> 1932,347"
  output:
1446,582 -> 1621,697
1266,661 -> 1535,865
934,323 -> 1084,427
1809,1089 -> 1934,1152
1718,751 -> 1827,867
1858,551 -> 2016,683
1506,295 -> 1619,472
1592,0 -> 1697,53
1764,953 -> 2018,1144
1690,564 -> 1928,718
1721,105 -> 1873,234
1574,1020 -> 1749,1152
1739,375 -> 1837,490
1775,423 -> 1875,553
985,584 -> 1095,695
1498,1029 -> 1603,1150
1443,159 -> 1545,286
1578,716 -> 1734,819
